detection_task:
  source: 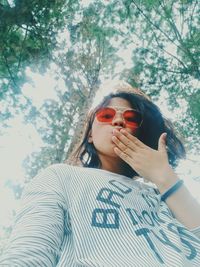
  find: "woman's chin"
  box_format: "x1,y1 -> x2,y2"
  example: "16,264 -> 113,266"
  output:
99,147 -> 119,158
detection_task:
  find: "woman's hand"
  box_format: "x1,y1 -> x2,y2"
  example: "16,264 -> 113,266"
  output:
112,128 -> 174,185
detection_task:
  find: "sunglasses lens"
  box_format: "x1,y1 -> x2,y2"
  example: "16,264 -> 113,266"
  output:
124,110 -> 142,127
96,107 -> 142,128
96,108 -> 115,122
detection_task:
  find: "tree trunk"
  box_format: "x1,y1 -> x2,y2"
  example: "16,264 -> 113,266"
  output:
65,86 -> 98,165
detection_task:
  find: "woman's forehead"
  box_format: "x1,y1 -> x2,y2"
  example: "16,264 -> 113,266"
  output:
104,97 -> 132,108
106,105 -> 134,111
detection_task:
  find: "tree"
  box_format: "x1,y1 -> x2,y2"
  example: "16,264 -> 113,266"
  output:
0,0 -> 72,126
1,0 -> 199,180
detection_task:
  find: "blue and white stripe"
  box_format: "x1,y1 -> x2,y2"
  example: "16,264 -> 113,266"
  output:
0,164 -> 200,267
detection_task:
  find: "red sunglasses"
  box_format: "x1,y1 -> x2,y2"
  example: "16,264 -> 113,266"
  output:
95,107 -> 143,128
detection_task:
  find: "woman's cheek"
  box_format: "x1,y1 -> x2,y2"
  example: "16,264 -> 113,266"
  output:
129,127 -> 139,137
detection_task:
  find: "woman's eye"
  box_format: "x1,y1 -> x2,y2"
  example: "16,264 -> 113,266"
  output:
126,117 -> 136,122
102,114 -> 112,119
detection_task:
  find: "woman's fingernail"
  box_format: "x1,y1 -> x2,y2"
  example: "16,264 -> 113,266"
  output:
113,129 -> 119,134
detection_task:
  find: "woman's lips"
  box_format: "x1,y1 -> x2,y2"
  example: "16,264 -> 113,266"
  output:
110,128 -> 122,143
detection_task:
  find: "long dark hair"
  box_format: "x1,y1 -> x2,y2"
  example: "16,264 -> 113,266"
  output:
68,90 -> 186,178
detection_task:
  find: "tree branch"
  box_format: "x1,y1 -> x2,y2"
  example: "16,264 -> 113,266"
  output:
3,54 -> 20,92
17,25 -> 29,72
130,0 -> 183,51
189,0 -> 198,39
159,1 -> 199,77
131,0 -> 200,78
152,31 -> 188,71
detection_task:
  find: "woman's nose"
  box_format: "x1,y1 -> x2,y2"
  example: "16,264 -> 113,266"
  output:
111,113 -> 125,127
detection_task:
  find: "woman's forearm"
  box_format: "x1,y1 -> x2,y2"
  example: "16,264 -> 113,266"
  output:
156,168 -> 200,230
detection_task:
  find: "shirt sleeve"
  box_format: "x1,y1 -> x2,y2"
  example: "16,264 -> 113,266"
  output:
190,226 -> 200,240
0,165 -> 67,267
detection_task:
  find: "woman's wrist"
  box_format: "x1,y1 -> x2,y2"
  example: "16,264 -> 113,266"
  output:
154,166 -> 180,195
160,179 -> 184,201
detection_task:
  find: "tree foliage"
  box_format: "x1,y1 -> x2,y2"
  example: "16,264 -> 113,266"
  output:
0,0 -> 199,187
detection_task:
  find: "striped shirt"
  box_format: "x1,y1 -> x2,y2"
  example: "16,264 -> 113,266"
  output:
0,164 -> 200,267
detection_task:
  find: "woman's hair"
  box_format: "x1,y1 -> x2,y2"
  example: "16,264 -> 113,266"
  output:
68,87 -> 186,178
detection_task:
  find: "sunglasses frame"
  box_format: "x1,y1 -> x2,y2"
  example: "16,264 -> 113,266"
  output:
95,106 -> 143,128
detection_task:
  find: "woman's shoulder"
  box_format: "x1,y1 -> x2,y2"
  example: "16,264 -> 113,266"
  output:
24,163 -> 81,192
45,163 -> 85,176
37,163 -> 83,175
38,163 -> 90,184
45,163 -> 77,172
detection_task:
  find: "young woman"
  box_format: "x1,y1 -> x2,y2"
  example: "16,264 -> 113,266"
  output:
1,85 -> 200,267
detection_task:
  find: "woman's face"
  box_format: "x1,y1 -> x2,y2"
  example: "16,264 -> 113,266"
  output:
88,97 -> 140,171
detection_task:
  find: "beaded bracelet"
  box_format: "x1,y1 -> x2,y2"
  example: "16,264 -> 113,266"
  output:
160,179 -> 184,202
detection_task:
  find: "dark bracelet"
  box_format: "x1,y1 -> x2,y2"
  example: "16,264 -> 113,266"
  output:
160,179 -> 184,202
